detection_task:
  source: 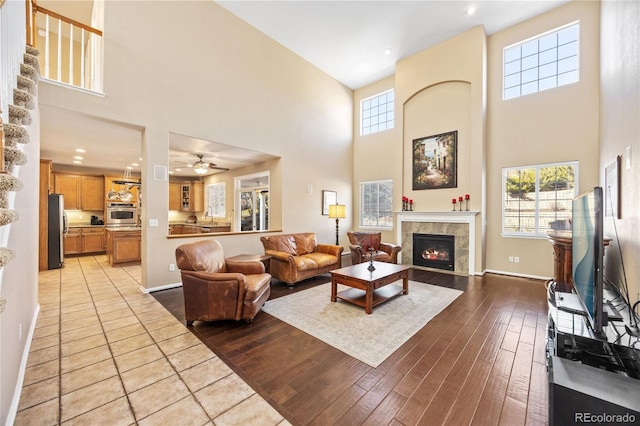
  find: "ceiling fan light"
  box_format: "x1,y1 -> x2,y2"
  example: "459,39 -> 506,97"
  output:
193,162 -> 209,175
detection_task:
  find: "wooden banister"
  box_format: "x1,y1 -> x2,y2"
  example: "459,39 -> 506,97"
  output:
32,3 -> 102,36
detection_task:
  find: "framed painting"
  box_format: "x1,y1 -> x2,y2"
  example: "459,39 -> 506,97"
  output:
322,190 -> 337,215
412,130 -> 457,190
605,155 -> 621,219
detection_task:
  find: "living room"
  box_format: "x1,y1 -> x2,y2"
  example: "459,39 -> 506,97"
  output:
1,0 -> 638,424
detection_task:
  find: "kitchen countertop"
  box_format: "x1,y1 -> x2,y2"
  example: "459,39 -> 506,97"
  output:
68,224 -> 105,228
169,222 -> 230,227
105,227 -> 142,232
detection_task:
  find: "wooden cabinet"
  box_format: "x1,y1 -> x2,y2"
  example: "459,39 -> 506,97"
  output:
64,227 -> 105,255
54,173 -> 104,210
169,224 -> 231,234
171,180 -> 204,212
169,182 -> 181,211
82,228 -> 106,253
106,229 -> 141,265
192,181 -> 204,212
63,229 -> 82,255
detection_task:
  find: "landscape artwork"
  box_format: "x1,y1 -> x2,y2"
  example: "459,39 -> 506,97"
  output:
412,130 -> 458,190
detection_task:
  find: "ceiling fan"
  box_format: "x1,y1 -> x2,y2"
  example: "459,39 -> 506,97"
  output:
188,154 -> 230,175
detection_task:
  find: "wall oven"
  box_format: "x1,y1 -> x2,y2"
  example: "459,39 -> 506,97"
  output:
106,202 -> 137,227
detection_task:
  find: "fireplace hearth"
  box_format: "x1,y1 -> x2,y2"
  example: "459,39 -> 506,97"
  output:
412,233 -> 455,271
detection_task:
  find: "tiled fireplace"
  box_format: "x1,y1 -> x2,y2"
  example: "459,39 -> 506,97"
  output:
396,211 -> 479,275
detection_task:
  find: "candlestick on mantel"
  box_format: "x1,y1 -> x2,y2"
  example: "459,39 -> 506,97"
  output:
465,194 -> 470,211
452,198 -> 456,211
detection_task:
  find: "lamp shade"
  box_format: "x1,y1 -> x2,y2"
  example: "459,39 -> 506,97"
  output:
328,204 -> 346,219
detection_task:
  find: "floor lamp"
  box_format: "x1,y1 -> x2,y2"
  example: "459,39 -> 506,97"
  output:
328,204 -> 346,245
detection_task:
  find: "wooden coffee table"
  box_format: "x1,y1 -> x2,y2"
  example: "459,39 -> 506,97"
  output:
330,262 -> 410,314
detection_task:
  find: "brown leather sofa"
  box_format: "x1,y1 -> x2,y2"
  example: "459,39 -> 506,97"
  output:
175,239 -> 271,324
260,233 -> 343,285
348,231 -> 401,265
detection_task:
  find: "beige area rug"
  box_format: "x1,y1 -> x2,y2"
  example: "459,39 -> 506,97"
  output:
261,281 -> 463,367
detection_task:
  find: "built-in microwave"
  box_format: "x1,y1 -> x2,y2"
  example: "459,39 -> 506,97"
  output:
106,202 -> 137,227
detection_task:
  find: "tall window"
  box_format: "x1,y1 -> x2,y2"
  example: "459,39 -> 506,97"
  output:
502,162 -> 578,237
361,89 -> 394,136
360,179 -> 393,228
206,182 -> 225,217
503,22 -> 579,100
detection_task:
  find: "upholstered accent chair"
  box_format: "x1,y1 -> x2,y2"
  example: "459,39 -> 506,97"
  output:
347,231 -> 401,265
175,239 -> 271,325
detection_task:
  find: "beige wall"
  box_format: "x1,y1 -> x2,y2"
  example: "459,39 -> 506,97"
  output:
486,0 -> 601,277
352,26 -> 487,272
38,1 -> 353,290
600,0 -> 640,305
352,75 -> 399,244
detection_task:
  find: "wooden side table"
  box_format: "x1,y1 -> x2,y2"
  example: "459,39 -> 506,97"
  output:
547,231 -> 611,293
227,254 -> 271,273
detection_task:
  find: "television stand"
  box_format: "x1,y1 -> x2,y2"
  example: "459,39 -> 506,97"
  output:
548,355 -> 640,425
547,283 -> 640,424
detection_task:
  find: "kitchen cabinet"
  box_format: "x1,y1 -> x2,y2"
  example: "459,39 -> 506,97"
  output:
64,227 -> 106,255
106,229 -> 141,265
173,180 -> 204,212
169,182 -> 181,211
192,181 -> 204,212
169,224 -> 231,234
54,173 -> 104,210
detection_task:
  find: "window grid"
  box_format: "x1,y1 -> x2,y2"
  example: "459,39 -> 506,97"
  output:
361,90 -> 394,136
360,179 -> 393,228
503,22 -> 579,100
502,162 -> 578,237
206,182 -> 226,217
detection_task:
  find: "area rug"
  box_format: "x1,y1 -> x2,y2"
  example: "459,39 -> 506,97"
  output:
261,281 -> 463,367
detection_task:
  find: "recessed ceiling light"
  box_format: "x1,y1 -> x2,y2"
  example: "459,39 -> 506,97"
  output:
125,166 -> 133,170
131,163 -> 139,167
175,168 -> 182,172
73,160 -> 82,164
73,156 -> 83,160
75,148 -> 86,153
168,171 -> 174,175
384,48 -> 392,56
466,5 -> 477,16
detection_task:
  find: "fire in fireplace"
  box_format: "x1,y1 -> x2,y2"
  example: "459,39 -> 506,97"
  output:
412,233 -> 455,271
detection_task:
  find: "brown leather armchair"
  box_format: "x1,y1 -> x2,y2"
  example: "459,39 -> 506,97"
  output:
348,231 -> 401,265
175,239 -> 271,325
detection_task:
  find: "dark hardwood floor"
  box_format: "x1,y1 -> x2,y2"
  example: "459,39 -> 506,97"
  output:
153,262 -> 549,425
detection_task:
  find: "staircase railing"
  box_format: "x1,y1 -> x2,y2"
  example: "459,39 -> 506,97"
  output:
28,0 -> 103,92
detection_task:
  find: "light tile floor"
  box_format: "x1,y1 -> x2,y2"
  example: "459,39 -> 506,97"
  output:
15,255 -> 289,425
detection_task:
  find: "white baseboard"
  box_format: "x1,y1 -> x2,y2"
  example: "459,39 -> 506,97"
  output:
483,268 -> 551,281
6,303 -> 41,426
140,282 -> 182,294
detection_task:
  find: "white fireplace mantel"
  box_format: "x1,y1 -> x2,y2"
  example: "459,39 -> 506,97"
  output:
395,211 -> 480,275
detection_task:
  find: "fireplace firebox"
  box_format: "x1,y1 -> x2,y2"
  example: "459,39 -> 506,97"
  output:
412,233 -> 455,271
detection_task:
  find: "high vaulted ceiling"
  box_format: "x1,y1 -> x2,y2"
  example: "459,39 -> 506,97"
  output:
38,0 -> 570,175
217,0 -> 571,90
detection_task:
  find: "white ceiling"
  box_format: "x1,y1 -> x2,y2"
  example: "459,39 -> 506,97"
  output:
39,0 -> 569,175
217,0 -> 570,90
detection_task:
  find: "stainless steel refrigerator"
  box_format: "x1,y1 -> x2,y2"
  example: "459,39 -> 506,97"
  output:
48,194 -> 67,269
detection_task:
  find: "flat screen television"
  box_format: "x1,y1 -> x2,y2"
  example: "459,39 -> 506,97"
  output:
572,186 -> 607,337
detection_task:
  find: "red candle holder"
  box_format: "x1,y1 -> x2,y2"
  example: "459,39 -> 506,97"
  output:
452,198 -> 456,211
465,194 -> 470,211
